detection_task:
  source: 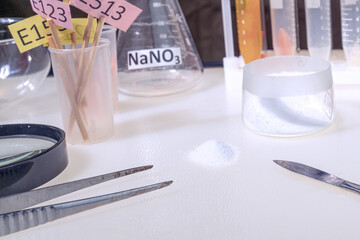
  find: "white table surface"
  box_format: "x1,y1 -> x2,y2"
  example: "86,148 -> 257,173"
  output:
2,62 -> 360,239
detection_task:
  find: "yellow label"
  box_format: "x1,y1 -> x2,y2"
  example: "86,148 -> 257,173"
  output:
60,18 -> 97,45
63,0 -> 70,3
8,15 -> 72,53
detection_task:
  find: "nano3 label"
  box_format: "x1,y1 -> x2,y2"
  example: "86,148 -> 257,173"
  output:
127,47 -> 182,70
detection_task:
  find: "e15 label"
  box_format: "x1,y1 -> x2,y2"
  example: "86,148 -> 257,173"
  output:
8,15 -> 71,53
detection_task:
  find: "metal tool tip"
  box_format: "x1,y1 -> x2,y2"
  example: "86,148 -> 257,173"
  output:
273,160 -> 284,165
134,165 -> 153,172
162,181 -> 173,187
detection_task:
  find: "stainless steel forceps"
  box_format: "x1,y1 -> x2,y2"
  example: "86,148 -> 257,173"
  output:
0,165 -> 172,237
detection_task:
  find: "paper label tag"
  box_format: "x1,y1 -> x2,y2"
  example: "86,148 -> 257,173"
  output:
104,0 -> 142,32
8,15 -> 72,53
60,18 -> 97,45
270,0 -> 283,9
305,0 -> 320,8
322,89 -> 334,120
30,0 -> 73,29
70,0 -> 142,32
127,48 -> 182,70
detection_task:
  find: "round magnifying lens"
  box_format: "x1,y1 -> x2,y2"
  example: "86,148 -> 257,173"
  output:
0,124 -> 68,196
0,136 -> 56,167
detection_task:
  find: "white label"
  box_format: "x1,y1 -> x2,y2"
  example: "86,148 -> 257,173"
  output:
127,47 -> 182,70
270,0 -> 283,9
344,0 -> 357,5
305,0 -> 321,8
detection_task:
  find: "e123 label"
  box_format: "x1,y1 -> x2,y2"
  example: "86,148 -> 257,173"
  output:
30,0 -> 73,29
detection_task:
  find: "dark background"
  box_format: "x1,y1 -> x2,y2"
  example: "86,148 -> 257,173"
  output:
0,0 -> 342,65
178,0 -> 342,65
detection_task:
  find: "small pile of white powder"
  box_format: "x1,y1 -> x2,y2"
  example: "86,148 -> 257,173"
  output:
188,139 -> 238,166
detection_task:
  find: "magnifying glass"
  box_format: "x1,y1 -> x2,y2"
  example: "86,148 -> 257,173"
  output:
0,124 -> 68,196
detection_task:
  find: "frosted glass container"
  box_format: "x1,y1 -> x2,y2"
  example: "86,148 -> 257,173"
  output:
340,0 -> 360,65
269,0 -> 297,55
304,0 -> 332,61
242,56 -> 334,137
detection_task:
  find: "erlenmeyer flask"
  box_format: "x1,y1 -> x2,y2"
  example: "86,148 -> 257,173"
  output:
116,0 -> 203,97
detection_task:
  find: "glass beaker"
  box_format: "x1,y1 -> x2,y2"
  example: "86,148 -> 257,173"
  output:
304,0 -> 332,61
269,0 -> 297,56
116,0 -> 203,97
340,0 -> 360,65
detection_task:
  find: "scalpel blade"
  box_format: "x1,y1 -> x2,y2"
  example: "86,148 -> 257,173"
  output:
0,165 -> 153,214
274,160 -> 360,195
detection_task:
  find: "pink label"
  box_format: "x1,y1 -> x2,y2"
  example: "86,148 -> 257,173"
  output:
105,0 -> 142,32
70,0 -> 142,32
30,0 -> 73,29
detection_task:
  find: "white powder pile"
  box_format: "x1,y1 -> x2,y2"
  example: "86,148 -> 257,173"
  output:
188,139 -> 238,166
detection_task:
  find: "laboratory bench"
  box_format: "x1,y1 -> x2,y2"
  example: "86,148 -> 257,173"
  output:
2,54 -> 360,239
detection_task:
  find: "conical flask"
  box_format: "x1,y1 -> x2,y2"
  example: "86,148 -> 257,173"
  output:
116,0 -> 203,97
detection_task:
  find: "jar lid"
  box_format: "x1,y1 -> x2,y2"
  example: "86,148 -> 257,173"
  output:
243,56 -> 333,97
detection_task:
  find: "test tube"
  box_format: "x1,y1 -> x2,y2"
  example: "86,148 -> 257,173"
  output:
340,0 -> 360,65
260,0 -> 268,56
304,0 -> 332,61
269,0 -> 297,55
221,0 -> 235,57
235,0 -> 262,64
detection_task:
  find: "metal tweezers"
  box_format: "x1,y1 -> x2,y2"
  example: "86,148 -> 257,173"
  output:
0,165 -> 172,237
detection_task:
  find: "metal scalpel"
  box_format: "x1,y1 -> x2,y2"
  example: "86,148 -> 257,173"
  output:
274,160 -> 360,194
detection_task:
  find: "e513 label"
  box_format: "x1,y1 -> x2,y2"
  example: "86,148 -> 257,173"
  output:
127,48 -> 182,70
70,0 -> 142,31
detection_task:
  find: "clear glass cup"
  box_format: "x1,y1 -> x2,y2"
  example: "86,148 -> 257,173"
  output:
116,0 -> 203,97
242,56 -> 334,137
49,39 -> 114,144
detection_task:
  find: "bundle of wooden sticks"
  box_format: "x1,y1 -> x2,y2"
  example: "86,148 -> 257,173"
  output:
48,16 -> 106,142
